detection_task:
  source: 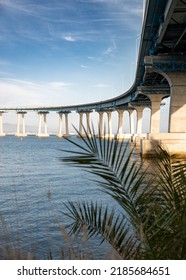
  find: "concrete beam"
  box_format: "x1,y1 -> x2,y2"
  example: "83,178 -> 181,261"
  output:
156,0 -> 179,45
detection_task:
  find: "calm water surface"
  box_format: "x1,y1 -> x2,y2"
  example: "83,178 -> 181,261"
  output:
0,136 -> 140,259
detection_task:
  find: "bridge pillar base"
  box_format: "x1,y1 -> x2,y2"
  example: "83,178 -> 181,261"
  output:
56,133 -> 71,138
36,133 -> 50,138
76,133 -> 92,138
141,133 -> 186,157
15,133 -> 27,137
102,134 -> 115,139
0,133 -> 5,137
116,133 -> 132,140
134,134 -> 147,147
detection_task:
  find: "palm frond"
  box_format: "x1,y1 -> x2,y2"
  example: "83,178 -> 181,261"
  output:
62,201 -> 140,259
61,129 -> 152,251
61,128 -> 186,259
61,130 -> 146,224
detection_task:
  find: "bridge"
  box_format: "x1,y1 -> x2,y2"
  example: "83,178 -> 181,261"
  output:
0,0 -> 186,157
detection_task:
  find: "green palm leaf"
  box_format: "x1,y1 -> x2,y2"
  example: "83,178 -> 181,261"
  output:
62,201 -> 139,259
61,128 -> 152,255
61,127 -> 186,259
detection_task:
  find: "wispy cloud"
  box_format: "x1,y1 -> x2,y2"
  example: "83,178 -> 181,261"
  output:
47,81 -> 73,89
104,39 -> 117,55
88,56 -> 102,62
56,30 -> 100,43
0,0 -> 142,45
80,65 -> 89,69
94,83 -> 110,88
0,78 -> 73,91
0,78 -> 74,107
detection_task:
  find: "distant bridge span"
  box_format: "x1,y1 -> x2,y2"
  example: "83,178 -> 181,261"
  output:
0,0 -> 186,157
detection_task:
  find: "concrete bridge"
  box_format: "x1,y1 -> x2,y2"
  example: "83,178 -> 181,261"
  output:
0,0 -> 186,157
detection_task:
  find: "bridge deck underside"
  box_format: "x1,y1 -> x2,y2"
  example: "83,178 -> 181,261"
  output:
154,0 -> 186,55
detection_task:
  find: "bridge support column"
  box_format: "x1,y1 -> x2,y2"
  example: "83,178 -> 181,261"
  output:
57,113 -> 63,137
141,74 -> 186,157
115,107 -> 135,140
78,112 -> 83,136
105,111 -> 114,138
107,111 -> 112,137
167,72 -> 186,133
85,111 -> 91,136
136,107 -> 143,135
133,106 -> 147,147
64,112 -> 70,137
44,114 -> 48,135
129,110 -> 135,142
57,111 -> 71,138
0,111 -> 5,137
37,112 -> 49,137
129,110 -> 135,135
97,111 -> 104,137
116,110 -> 131,140
77,111 -> 92,137
141,56 -> 186,157
143,93 -> 166,134
123,110 -> 134,140
15,112 -> 27,137
38,113 -> 42,136
116,110 -> 124,140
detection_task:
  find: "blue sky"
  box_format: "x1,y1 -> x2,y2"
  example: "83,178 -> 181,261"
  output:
0,0 -> 148,131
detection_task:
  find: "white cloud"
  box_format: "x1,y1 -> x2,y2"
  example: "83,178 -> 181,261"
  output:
63,35 -> 76,42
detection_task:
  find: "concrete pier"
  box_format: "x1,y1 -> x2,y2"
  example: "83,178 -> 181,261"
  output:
116,109 -> 124,139
57,111 -> 71,138
116,109 -> 134,140
129,110 -> 135,136
36,111 -> 49,137
77,110 -> 92,137
167,72 -> 186,133
140,56 -> 186,157
15,112 -> 27,137
104,110 -> 114,138
78,112 -> 83,135
130,105 -> 146,147
141,134 -> 186,158
97,110 -> 104,137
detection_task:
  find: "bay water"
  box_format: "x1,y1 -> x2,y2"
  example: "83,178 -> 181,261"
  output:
0,135 -> 139,259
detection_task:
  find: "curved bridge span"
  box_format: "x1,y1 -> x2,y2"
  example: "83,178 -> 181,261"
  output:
0,0 -> 186,157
